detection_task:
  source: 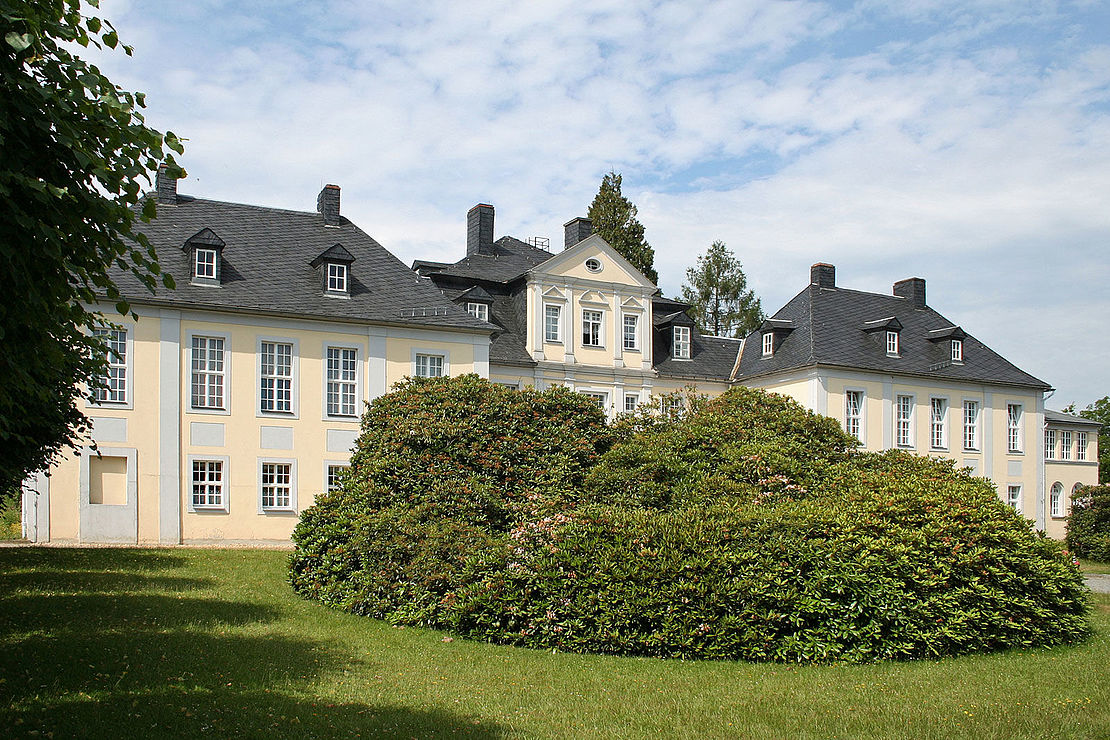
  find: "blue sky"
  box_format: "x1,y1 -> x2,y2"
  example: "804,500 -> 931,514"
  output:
89,0 -> 1109,407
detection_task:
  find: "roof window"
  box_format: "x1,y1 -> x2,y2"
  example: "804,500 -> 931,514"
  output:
183,228 -> 225,286
310,243 -> 356,297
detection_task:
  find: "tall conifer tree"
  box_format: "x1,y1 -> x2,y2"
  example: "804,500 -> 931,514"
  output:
586,171 -> 658,284
680,241 -> 764,338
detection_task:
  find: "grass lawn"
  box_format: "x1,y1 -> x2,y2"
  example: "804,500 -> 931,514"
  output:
1081,559 -> 1110,575
0,548 -> 1106,739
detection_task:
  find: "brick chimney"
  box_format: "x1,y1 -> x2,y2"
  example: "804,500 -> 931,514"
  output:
893,277 -> 926,308
155,164 -> 177,205
563,217 -> 592,250
467,204 -> 495,256
810,263 -> 835,289
317,184 -> 341,226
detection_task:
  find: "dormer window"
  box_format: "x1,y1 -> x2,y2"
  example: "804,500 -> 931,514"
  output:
183,227 -> 225,286
327,263 -> 347,293
310,243 -> 355,297
673,326 -> 691,359
951,339 -> 963,363
466,302 -> 489,321
762,332 -> 774,357
886,330 -> 900,356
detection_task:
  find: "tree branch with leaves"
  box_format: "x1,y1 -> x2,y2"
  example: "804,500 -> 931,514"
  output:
680,240 -> 763,338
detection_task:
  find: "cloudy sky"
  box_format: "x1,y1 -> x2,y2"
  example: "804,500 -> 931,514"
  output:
89,0 -> 1109,407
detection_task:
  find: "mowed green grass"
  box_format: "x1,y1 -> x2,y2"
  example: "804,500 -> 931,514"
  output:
0,548 -> 1106,739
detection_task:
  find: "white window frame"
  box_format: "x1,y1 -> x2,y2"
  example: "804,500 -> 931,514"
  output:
1045,428 -> 1057,460
580,390 -> 609,413
414,352 -> 446,378
623,392 -> 639,413
886,330 -> 900,356
187,455 -> 229,513
1050,482 -> 1064,518
762,332 -> 774,357
90,325 -> 134,410
189,334 -> 229,413
930,397 -> 948,450
963,400 -> 980,451
324,461 -> 350,493
1007,403 -> 1023,454
257,337 -> 298,418
844,389 -> 864,443
1060,430 -> 1072,461
326,262 -> 348,294
662,396 -> 685,417
258,458 -> 297,513
673,326 -> 691,360
1006,484 -> 1022,513
951,339 -> 963,363
466,302 -> 489,321
896,394 -> 915,448
324,343 -> 361,419
544,304 -> 562,343
194,248 -> 218,281
622,313 -> 640,351
1077,431 -> 1088,461
582,309 -> 603,348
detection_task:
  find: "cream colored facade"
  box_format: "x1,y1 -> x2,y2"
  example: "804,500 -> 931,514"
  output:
1043,417 -> 1101,540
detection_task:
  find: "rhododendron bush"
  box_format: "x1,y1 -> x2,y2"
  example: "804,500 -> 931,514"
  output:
290,377 -> 1089,663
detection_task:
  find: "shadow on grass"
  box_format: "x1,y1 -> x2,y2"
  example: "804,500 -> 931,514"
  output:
0,549 -> 509,739
0,546 -> 189,571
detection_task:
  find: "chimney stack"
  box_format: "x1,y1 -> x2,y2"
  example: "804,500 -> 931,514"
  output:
155,163 -> 177,205
563,217 -> 593,250
317,184 -> 341,226
810,263 -> 835,289
467,204 -> 495,256
893,277 -> 926,308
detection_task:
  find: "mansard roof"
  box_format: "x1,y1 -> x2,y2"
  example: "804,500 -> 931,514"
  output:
112,193 -> 492,332
1045,410 -> 1102,427
735,280 -> 1050,390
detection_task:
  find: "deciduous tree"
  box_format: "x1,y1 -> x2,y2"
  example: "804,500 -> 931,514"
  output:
586,171 -> 658,284
680,240 -> 764,337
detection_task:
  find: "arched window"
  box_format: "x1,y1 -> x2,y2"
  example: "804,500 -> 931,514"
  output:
1050,482 -> 1064,518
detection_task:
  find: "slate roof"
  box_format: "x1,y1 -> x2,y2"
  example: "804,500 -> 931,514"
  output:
655,334 -> 743,382
111,194 -> 492,332
424,236 -> 554,283
1045,410 -> 1102,427
735,283 -> 1051,389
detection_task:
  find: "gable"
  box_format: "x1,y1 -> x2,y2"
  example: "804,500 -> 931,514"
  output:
530,234 -> 657,288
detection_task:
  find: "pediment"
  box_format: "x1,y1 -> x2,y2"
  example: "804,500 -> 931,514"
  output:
541,285 -> 567,300
621,296 -> 645,310
579,289 -> 608,305
530,234 -> 657,289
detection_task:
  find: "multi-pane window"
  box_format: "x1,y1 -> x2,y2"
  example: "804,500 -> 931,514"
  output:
544,305 -> 562,342
963,400 -> 980,450
582,310 -> 602,347
581,392 -> 607,411
896,395 -> 914,447
326,464 -> 349,493
673,326 -> 691,359
1007,404 -> 1023,453
260,342 -> 293,413
1045,429 -> 1057,460
261,462 -> 292,509
191,460 -> 224,509
1006,484 -> 1022,512
1050,482 -> 1064,518
951,339 -> 963,362
663,397 -> 684,417
1077,431 -> 1088,461
466,302 -> 488,321
624,393 -> 638,413
762,332 -> 774,356
886,331 -> 900,356
415,353 -> 445,378
623,314 -> 639,351
845,390 -> 863,442
195,248 -> 217,280
326,347 -> 357,416
930,398 -> 947,449
190,336 -> 225,409
327,263 -> 347,293
93,328 -> 127,403
1060,430 -> 1072,461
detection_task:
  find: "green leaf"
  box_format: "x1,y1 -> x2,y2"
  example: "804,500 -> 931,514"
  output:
5,32 -> 32,51
103,30 -> 117,48
115,300 -> 130,315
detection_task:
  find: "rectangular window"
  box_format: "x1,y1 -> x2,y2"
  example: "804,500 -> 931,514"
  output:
191,460 -> 224,509
1061,430 -> 1072,461
623,314 -> 639,351
663,397 -> 684,416
190,336 -> 225,410
326,464 -> 349,493
93,328 -> 128,403
544,305 -> 562,342
466,302 -> 488,321
762,332 -> 774,357
259,342 -> 293,413
326,347 -> 357,417
624,393 -> 639,413
673,326 -> 691,359
930,398 -> 947,449
896,395 -> 914,447
1045,428 -> 1057,460
582,310 -> 602,347
1007,404 -> 1023,453
845,390 -> 863,442
1077,431 -> 1088,461
415,353 -> 445,378
963,400 -> 980,451
887,331 -> 900,356
195,248 -> 217,280
581,391 -> 607,411
1006,484 -> 1022,513
261,462 -> 292,510
951,339 -> 963,362
327,263 -> 347,293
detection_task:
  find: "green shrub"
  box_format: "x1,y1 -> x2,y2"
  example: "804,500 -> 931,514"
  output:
1066,485 -> 1110,562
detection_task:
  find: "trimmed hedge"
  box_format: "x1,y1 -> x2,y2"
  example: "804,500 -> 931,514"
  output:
291,380 -> 1090,663
1067,485 -> 1110,562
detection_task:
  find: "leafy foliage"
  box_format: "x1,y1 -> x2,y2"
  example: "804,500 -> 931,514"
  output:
0,0 -> 184,494
586,171 -> 658,284
680,240 -> 764,338
292,382 -> 1090,664
1066,485 -> 1110,562
1078,397 -> 1109,483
